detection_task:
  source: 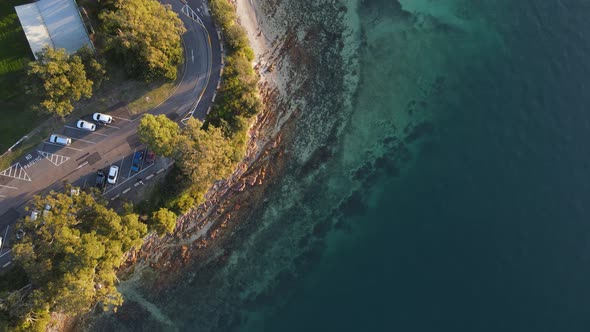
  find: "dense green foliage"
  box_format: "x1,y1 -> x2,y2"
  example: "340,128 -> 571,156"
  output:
77,46 -> 107,89
151,208 -> 178,235
207,0 -> 261,132
138,115 -> 235,212
137,114 -> 180,157
26,48 -> 94,118
0,0 -> 42,151
99,0 -> 186,81
2,189 -> 147,330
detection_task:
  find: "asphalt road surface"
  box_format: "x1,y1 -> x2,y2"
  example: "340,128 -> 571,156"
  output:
0,0 -> 222,269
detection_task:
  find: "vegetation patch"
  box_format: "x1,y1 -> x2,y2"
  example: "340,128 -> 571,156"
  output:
0,0 -> 45,151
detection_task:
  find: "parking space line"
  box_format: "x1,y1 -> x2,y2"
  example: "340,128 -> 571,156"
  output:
64,125 -> 83,131
2,261 -> 11,268
103,163 -> 154,196
0,185 -> 18,189
139,147 -> 147,172
0,195 -> 5,198
44,142 -> 83,151
112,116 -> 132,122
71,138 -> 96,144
0,249 -> 11,258
1,226 -> 8,252
65,126 -> 109,137
128,148 -> 136,179
105,124 -> 121,129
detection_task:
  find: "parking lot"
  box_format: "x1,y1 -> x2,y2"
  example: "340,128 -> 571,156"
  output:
0,105 -> 141,221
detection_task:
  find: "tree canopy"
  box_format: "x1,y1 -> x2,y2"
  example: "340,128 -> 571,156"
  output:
177,118 -> 234,199
138,116 -> 235,210
26,48 -> 94,118
206,0 -> 260,132
137,114 -> 180,157
151,208 -> 178,235
99,0 -> 186,81
6,189 -> 147,330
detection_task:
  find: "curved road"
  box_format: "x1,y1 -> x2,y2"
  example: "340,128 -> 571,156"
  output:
0,0 -> 222,267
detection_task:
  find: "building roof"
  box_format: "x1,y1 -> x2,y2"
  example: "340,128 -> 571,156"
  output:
15,0 -> 92,59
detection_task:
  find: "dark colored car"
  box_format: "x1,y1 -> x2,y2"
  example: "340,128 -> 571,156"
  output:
131,151 -> 144,172
145,151 -> 156,165
96,169 -> 106,189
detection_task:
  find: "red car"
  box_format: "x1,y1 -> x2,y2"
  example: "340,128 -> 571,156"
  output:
145,151 -> 156,164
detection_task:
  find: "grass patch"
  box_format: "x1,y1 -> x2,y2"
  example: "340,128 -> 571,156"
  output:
0,0 -> 46,152
73,62 -> 179,117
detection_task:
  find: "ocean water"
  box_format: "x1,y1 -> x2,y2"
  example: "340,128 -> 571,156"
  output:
239,0 -> 590,331
90,0 -> 590,331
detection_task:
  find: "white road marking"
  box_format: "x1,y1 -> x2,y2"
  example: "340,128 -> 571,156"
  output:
112,116 -> 132,122
0,249 -> 11,258
44,142 -> 83,151
76,161 -> 89,170
105,124 -> 121,129
0,185 -> 18,189
128,148 -> 136,178
71,138 -> 96,144
0,195 -> 5,198
1,226 -> 8,252
102,163 -> 154,196
2,261 -> 11,268
64,125 -> 108,136
0,163 -> 31,181
38,151 -> 70,166
192,49 -> 194,63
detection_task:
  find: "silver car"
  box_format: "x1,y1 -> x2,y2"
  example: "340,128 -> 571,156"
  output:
93,113 -> 113,124
107,165 -> 119,184
49,134 -> 71,146
77,120 -> 96,131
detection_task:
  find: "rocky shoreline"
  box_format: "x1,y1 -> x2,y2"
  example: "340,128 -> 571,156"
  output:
85,0 -> 361,330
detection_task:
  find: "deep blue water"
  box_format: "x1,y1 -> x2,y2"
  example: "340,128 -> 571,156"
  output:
253,1 -> 590,331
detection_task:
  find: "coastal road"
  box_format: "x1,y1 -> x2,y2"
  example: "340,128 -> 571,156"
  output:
0,0 -> 222,269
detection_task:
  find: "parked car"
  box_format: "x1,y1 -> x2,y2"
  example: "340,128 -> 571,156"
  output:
145,151 -> 156,164
43,204 -> 51,217
77,120 -> 96,131
96,169 -> 106,189
49,134 -> 71,146
30,210 -> 39,220
15,229 -> 25,240
131,151 -> 144,172
92,112 -> 113,124
107,165 -> 119,184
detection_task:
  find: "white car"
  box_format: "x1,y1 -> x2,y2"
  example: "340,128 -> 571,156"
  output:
93,113 -> 113,124
107,165 -> 119,184
49,134 -> 71,146
77,120 -> 96,131
30,210 -> 39,220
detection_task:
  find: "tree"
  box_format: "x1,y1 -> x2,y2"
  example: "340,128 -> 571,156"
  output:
100,0 -> 186,81
137,114 -> 180,157
77,46 -> 107,88
176,118 -> 234,203
8,189 -> 147,329
151,208 -> 177,235
137,116 -> 236,209
26,48 -> 93,118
